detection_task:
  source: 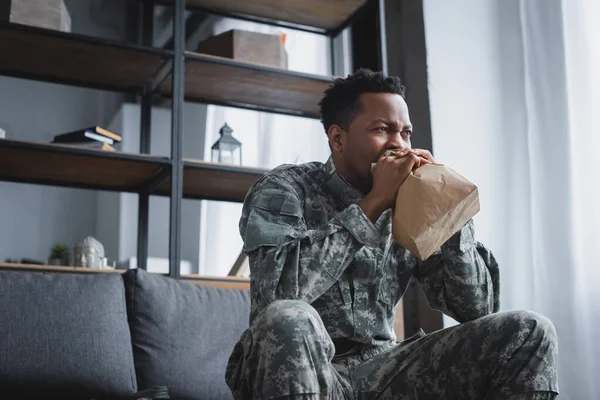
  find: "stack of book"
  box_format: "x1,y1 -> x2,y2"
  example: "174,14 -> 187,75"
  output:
51,126 -> 121,151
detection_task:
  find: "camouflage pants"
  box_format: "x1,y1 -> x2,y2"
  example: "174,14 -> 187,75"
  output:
225,300 -> 558,400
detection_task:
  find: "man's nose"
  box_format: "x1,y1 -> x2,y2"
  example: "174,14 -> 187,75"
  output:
388,131 -> 407,150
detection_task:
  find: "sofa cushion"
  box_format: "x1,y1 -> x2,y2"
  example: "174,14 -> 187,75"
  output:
123,269 -> 250,400
0,269 -> 138,398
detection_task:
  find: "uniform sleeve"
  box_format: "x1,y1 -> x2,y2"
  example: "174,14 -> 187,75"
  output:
240,176 -> 379,305
410,219 -> 500,322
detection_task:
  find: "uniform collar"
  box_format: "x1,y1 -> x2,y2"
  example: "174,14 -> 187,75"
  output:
323,156 -> 365,205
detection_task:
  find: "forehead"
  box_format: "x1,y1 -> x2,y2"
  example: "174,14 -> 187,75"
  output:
357,92 -> 410,123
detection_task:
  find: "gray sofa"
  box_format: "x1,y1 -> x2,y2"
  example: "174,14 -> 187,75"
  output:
0,267 -> 250,399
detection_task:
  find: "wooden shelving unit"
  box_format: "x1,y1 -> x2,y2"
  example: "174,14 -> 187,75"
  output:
0,0 -> 382,278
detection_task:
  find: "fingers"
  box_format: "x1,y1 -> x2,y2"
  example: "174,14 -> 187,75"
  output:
407,153 -> 421,169
418,157 -> 432,166
380,148 -> 435,164
381,148 -> 411,160
410,148 -> 435,163
377,149 -> 430,171
392,152 -> 420,168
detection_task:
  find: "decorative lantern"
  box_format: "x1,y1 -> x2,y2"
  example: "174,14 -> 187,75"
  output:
211,123 -> 242,165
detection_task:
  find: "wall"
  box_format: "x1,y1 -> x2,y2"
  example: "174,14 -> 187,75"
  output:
423,0 -> 524,325
0,0 -> 127,263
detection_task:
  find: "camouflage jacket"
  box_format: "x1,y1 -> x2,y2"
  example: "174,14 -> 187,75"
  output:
240,157 -> 500,350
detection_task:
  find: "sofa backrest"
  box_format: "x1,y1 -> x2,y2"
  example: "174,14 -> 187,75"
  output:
123,268 -> 251,400
0,269 -> 138,398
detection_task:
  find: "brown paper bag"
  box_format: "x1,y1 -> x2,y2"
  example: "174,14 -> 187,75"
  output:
392,164 -> 480,260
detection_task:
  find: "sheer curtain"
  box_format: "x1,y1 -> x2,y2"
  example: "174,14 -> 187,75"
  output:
427,0 -> 599,397
506,1 -> 600,398
198,19 -> 332,276
556,0 -> 599,396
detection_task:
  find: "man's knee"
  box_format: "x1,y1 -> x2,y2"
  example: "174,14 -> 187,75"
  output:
256,300 -> 327,339
495,310 -> 558,386
251,300 -> 336,378
502,310 -> 558,347
474,310 -> 559,395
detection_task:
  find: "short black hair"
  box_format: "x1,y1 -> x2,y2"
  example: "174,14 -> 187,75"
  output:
318,68 -> 406,134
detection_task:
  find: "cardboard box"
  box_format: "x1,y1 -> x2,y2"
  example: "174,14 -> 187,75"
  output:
0,0 -> 71,32
196,29 -> 288,69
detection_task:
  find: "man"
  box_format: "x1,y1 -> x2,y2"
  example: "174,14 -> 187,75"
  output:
226,69 -> 558,399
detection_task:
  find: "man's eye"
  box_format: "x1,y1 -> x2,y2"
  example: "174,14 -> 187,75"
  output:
373,126 -> 386,132
403,130 -> 412,136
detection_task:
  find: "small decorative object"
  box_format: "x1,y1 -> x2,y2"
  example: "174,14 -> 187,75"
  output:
73,236 -> 105,269
0,0 -> 71,32
196,29 -> 288,69
211,123 -> 242,165
48,243 -> 70,266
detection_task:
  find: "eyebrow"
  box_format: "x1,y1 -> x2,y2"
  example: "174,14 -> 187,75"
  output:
371,119 -> 412,130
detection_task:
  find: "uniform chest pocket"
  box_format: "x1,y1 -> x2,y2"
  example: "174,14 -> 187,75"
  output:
243,190 -> 303,253
351,250 -> 378,283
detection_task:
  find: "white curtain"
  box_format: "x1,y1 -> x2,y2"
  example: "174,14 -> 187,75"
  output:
427,0 -> 599,397
507,1 -> 600,398
198,19 -> 334,276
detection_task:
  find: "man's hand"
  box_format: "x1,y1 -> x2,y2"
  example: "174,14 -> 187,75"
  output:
359,149 -> 421,222
411,149 -> 435,168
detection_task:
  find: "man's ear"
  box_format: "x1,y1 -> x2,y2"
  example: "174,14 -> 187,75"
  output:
327,125 -> 346,152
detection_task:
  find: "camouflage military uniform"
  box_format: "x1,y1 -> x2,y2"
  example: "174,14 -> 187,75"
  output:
226,157 -> 558,400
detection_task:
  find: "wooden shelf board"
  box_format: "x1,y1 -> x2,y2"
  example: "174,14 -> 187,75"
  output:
0,139 -> 265,201
159,52 -> 332,118
156,159 -> 267,202
0,263 -> 250,290
0,263 -> 123,274
163,0 -> 369,31
182,274 -> 250,290
0,22 -> 168,92
0,139 -> 170,193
